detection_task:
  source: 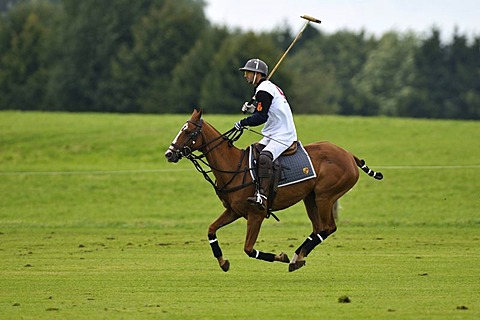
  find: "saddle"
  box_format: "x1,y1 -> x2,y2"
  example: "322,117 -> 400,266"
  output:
249,141 -> 316,216
251,141 -> 298,159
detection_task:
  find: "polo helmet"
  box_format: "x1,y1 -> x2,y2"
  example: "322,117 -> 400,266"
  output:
239,58 -> 268,76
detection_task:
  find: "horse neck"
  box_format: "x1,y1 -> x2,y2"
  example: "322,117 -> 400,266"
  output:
200,122 -> 245,178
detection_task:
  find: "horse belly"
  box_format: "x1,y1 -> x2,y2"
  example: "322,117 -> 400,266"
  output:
272,179 -> 316,210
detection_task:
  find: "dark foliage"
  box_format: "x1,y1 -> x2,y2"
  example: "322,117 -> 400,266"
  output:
0,0 -> 478,119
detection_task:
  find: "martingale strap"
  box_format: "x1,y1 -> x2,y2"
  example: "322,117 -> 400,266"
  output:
187,149 -> 255,194
185,128 -> 255,194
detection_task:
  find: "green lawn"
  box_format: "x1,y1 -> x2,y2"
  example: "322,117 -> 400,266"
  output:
0,111 -> 479,319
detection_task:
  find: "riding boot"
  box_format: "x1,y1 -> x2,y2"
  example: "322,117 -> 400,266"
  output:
248,151 -> 273,211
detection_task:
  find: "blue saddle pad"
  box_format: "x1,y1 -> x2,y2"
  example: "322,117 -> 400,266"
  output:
249,141 -> 317,187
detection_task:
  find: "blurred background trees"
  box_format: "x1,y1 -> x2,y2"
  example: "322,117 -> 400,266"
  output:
0,0 -> 478,119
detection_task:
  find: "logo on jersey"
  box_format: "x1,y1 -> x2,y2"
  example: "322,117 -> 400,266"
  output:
257,102 -> 263,112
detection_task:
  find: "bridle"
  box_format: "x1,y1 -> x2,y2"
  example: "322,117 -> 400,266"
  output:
169,119 -> 204,159
170,120 -> 254,194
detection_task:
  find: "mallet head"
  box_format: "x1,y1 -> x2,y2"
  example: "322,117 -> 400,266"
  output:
301,15 -> 321,24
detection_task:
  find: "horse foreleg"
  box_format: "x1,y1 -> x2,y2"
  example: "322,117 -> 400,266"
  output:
208,209 -> 240,272
244,213 -> 270,261
244,213 -> 290,264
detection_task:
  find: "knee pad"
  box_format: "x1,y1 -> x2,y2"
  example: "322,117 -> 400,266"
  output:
258,151 -> 273,166
258,151 -> 273,177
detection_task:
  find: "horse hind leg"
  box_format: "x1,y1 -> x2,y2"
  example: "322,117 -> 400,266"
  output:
289,192 -> 337,272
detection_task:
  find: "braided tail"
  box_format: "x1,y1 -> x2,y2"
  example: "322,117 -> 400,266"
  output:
354,156 -> 383,180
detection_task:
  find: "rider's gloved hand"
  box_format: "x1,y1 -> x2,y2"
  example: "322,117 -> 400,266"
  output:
241,101 -> 256,114
234,121 -> 243,131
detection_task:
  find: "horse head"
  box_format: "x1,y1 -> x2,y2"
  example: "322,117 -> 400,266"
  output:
165,109 -> 205,163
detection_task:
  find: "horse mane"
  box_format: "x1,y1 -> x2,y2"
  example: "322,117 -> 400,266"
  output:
203,120 -> 244,152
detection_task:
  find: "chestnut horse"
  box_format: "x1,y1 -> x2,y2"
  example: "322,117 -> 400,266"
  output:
165,109 -> 382,272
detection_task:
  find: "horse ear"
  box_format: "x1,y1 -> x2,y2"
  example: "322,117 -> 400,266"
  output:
192,108 -> 203,119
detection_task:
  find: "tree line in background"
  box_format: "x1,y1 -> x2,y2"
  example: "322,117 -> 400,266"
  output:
0,0 -> 479,119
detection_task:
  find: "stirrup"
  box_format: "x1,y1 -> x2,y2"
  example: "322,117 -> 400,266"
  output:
247,192 -> 267,210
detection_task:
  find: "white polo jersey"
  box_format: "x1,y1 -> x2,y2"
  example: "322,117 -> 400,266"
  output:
256,80 -> 297,144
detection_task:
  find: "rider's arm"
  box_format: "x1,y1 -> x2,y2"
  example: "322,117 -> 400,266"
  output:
239,90 -> 273,127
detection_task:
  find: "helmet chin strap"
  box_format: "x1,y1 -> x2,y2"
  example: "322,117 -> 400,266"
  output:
252,72 -> 258,85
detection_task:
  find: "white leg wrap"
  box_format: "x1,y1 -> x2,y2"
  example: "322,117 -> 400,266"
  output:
290,253 -> 298,264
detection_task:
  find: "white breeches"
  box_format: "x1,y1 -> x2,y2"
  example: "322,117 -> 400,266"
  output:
258,137 -> 294,161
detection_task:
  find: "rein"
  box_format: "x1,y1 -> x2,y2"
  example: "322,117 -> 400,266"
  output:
184,127 -> 255,195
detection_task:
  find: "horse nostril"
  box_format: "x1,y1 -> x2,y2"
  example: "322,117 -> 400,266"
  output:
165,150 -> 180,163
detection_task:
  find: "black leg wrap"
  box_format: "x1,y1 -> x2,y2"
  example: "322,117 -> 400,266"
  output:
295,234 -> 314,255
301,232 -> 326,257
248,249 -> 275,262
208,234 -> 222,258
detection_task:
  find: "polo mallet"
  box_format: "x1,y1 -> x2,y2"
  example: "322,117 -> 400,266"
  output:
243,14 -> 321,114
267,15 -> 321,80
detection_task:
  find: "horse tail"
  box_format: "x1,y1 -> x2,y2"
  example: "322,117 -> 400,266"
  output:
354,156 -> 383,180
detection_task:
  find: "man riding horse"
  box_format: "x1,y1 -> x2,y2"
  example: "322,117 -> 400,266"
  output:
234,58 -> 298,211
164,59 -> 383,272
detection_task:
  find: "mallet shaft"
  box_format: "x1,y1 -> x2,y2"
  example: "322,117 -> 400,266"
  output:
267,14 -> 321,80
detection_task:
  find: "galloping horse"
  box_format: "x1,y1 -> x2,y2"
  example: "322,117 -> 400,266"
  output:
165,109 -> 382,272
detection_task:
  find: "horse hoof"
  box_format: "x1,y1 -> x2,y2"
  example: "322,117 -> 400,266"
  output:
220,260 -> 230,272
279,252 -> 290,263
288,260 -> 306,272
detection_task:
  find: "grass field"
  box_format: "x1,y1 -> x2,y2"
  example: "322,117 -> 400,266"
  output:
1,111 -> 479,319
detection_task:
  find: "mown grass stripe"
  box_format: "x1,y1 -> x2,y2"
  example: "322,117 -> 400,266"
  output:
1,165 -> 478,176
376,165 -> 480,169
0,168 -> 193,176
